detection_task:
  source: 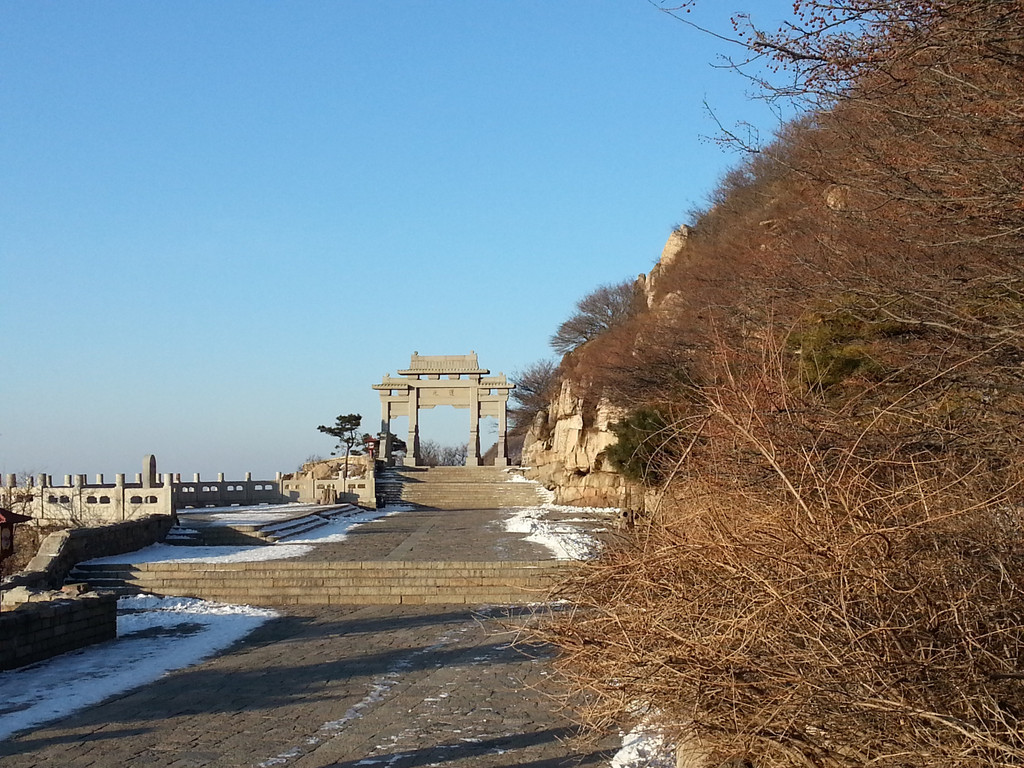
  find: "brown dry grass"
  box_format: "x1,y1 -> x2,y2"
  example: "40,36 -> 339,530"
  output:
536,5 -> 1024,764
538,328 -> 1024,767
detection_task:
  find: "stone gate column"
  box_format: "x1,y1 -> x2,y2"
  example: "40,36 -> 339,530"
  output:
467,380 -> 481,466
406,387 -> 420,467
496,398 -> 509,467
379,397 -> 397,466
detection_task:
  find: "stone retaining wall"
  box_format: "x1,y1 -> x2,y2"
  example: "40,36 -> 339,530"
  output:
0,594 -> 117,671
1,514 -> 175,593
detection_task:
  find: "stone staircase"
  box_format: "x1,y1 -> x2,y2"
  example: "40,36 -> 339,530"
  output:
377,466 -> 547,510
68,559 -> 565,605
65,475 -> 564,605
164,504 -> 361,546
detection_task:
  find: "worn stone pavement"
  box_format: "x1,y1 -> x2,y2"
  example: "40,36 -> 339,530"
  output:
292,506 -> 582,563
0,506 -> 620,767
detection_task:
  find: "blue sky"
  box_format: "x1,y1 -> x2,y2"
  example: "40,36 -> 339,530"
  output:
1,1 -> 796,480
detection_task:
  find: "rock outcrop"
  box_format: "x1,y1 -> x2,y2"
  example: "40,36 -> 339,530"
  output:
521,379 -> 628,507
637,224 -> 689,308
292,455 -> 370,481
522,229 -> 690,508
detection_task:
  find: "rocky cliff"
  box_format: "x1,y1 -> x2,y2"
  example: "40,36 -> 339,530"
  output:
520,379 -> 627,507
521,229 -> 690,507
638,224 -> 688,308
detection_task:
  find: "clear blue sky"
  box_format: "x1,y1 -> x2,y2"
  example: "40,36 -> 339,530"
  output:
1,1 -> 796,480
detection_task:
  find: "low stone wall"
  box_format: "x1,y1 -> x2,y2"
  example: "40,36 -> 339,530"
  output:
280,456 -> 377,508
1,514 -> 175,593
0,594 -> 117,671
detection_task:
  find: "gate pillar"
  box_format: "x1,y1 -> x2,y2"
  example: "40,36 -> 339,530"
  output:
373,353 -> 514,467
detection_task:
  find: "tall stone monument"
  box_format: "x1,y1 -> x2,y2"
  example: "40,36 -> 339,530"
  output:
372,352 -> 513,467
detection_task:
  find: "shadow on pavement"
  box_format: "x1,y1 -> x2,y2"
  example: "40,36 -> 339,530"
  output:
0,727 -> 154,758
0,605 -> 549,760
320,726 -> 615,767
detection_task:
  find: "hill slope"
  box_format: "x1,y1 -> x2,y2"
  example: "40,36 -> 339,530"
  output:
535,2 -> 1024,765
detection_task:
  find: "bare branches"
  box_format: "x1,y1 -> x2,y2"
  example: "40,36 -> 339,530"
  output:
539,329 -> 1024,763
417,440 -> 468,467
533,4 -> 1024,762
509,360 -> 560,433
550,280 -> 641,356
656,0 -> 1024,251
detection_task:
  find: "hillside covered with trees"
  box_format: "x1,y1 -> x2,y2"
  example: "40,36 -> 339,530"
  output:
535,1 -> 1024,765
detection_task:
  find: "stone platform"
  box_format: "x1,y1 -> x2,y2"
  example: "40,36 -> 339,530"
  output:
0,491 -> 620,766
70,506 -> 583,604
0,603 -> 620,767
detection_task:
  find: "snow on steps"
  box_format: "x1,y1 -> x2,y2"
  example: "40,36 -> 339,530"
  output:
163,504 -> 362,547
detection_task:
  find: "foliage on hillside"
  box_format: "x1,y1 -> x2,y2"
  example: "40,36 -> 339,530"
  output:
540,2 -> 1024,765
550,280 -> 642,356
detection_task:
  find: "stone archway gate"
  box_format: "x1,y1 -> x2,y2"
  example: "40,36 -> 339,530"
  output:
372,352 -> 513,467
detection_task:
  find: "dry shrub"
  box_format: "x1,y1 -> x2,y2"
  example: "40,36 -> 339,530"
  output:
538,3 -> 1024,764
540,327 -> 1024,766
547,489 -> 1024,766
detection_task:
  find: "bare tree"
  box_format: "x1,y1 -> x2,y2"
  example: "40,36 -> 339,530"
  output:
439,443 -> 468,466
656,0 -> 1024,256
509,360 -> 559,432
550,280 -> 640,356
418,440 -> 468,467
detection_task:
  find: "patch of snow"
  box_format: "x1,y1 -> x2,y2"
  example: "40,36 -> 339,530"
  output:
281,505 -> 411,543
177,502 -> 335,527
543,503 -> 619,517
86,542 -> 316,564
83,505 -> 414,565
610,724 -> 676,768
503,506 -> 604,560
0,595 -> 276,741
502,472 -> 557,503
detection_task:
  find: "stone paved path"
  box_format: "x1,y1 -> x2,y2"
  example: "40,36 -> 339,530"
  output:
0,506 -> 619,767
293,507 -> 558,563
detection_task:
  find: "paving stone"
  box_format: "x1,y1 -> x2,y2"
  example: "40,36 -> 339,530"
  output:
0,606 -> 616,768
1,502 -> 618,766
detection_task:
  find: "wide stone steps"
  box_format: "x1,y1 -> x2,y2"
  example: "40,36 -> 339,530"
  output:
378,467 -> 546,510
256,515 -> 330,542
165,504 -> 361,546
68,560 -> 565,606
